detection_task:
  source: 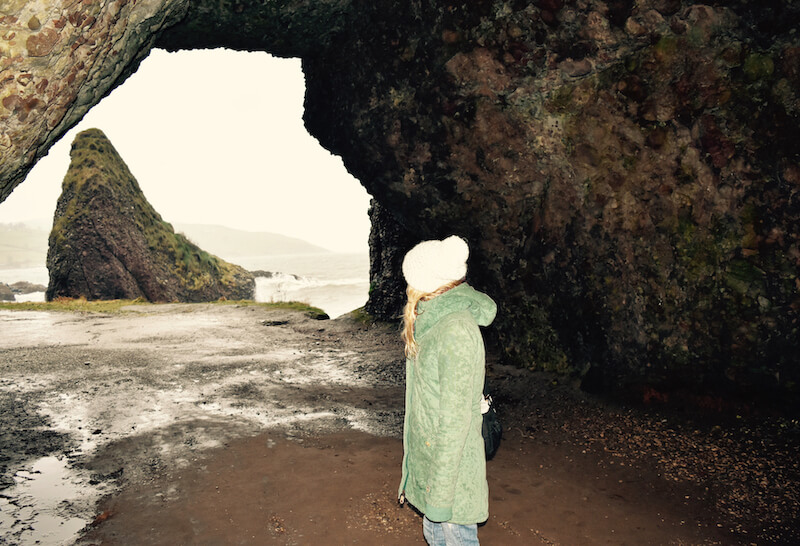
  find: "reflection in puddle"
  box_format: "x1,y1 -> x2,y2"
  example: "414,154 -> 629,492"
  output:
0,456 -> 103,546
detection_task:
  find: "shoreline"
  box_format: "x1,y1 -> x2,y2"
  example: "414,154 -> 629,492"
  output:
0,304 -> 796,545
0,251 -> 370,318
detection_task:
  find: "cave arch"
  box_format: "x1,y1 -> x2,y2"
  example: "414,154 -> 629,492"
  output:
2,1 -> 799,399
3,48 -> 371,254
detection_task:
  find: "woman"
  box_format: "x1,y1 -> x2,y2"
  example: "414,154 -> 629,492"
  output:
397,235 -> 497,546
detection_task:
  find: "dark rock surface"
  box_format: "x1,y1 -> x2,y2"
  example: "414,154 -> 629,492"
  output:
0,284 -> 14,302
300,2 -> 800,403
46,129 -> 254,303
9,281 -> 46,294
1,1 -> 798,401
364,199 -> 416,321
249,270 -> 301,280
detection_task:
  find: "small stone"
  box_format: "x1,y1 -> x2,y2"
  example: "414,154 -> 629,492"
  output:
26,27 -> 59,57
559,58 -> 592,78
28,16 -> 41,30
262,319 -> 289,326
625,18 -> 645,36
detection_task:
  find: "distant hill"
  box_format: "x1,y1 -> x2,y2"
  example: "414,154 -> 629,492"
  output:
175,224 -> 329,259
0,222 -> 328,270
0,224 -> 48,268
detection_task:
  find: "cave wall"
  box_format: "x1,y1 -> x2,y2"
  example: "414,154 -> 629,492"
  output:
2,1 -> 799,399
301,0 -> 800,399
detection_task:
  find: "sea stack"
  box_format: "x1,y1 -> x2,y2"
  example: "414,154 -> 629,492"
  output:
46,128 -> 254,302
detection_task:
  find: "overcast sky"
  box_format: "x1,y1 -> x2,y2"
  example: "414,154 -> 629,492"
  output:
0,49 -> 372,254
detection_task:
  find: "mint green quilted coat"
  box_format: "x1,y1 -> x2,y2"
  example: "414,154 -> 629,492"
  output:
398,283 -> 497,524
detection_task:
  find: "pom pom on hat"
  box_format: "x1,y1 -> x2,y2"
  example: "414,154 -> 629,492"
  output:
402,235 -> 469,293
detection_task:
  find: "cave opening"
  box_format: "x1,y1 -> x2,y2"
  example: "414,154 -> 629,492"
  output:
0,48 -> 372,317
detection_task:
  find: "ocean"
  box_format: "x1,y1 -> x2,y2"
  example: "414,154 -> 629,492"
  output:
0,252 -> 370,318
238,253 -> 370,318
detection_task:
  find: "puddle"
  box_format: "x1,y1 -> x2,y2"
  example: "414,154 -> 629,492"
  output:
0,304 -> 404,545
0,455 -> 104,546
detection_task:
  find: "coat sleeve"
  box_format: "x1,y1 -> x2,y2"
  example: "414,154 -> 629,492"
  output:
424,316 -> 481,522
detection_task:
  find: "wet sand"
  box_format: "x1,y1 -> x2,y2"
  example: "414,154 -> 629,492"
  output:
1,304 -> 796,545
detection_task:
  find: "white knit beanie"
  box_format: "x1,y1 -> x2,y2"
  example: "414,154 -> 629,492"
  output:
402,235 -> 469,293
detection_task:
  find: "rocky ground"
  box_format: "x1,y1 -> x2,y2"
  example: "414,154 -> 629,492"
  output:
0,303 -> 797,545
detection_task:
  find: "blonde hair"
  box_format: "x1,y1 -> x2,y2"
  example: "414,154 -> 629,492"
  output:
402,279 -> 464,358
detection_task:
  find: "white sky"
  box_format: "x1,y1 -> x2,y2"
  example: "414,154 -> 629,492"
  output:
0,49 -> 372,254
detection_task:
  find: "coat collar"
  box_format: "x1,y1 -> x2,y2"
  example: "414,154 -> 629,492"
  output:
415,283 -> 497,339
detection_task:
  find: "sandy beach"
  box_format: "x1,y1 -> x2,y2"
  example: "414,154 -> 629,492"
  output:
0,303 -> 796,545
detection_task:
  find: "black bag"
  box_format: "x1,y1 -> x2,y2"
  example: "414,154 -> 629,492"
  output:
481,394 -> 502,460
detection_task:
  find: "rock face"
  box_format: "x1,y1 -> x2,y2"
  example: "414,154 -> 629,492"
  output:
0,281 -> 45,301
304,1 -> 800,400
9,281 -> 46,294
364,200 -> 416,320
46,129 -> 254,303
2,1 -> 799,399
0,283 -> 13,301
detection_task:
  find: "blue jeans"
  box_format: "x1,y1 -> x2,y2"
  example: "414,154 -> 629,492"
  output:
423,516 -> 479,546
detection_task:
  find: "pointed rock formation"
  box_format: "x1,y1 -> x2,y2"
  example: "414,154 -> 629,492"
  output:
46,129 -> 254,303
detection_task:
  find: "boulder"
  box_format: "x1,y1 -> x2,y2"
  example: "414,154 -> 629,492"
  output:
0,283 -> 14,302
9,281 -> 46,294
46,129 -> 254,303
